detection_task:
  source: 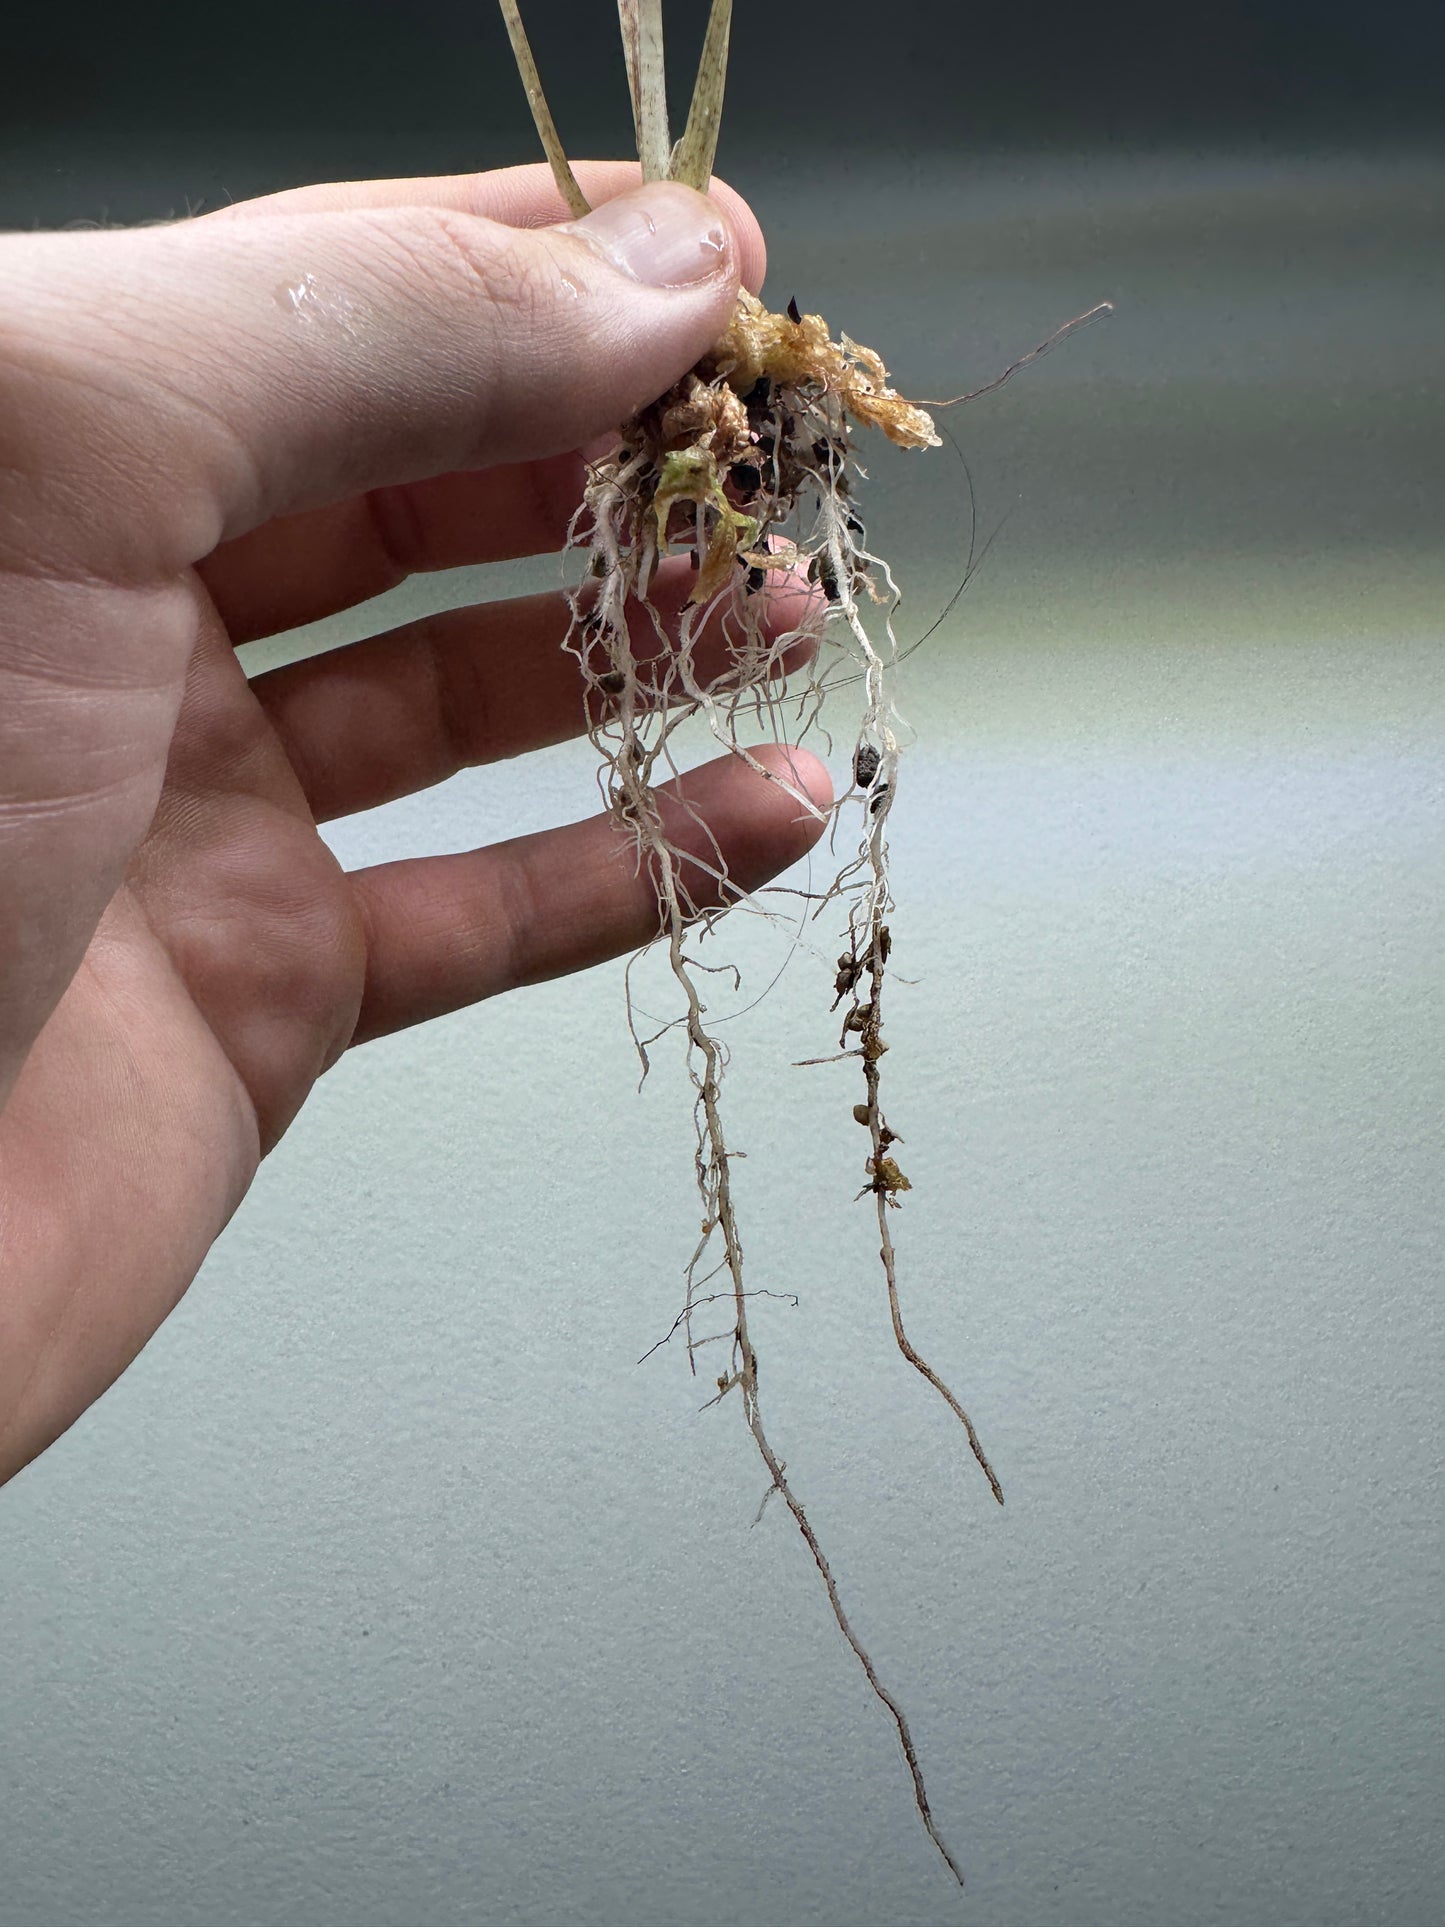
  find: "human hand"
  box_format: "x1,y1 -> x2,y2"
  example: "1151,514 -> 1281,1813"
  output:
0,161 -> 831,1485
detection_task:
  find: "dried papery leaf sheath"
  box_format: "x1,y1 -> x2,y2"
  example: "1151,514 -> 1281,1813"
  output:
708,290 -> 942,451
498,0 -> 1004,1890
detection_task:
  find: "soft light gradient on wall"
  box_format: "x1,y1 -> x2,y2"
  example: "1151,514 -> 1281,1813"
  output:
2,7 -> 1441,1922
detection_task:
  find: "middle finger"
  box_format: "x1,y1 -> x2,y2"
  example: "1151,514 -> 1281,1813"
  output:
247,557 -> 817,824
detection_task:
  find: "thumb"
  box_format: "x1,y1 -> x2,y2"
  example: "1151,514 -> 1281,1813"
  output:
5,181 -> 743,573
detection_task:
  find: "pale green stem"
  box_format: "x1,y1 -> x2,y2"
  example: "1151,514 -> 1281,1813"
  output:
671,0 -> 732,190
618,0 -> 672,182
496,0 -> 591,215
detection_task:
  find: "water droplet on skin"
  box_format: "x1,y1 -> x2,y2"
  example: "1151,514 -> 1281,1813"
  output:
274,271 -> 364,339
280,272 -> 320,315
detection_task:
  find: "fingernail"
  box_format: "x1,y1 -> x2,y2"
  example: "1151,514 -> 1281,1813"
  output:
563,184 -> 731,289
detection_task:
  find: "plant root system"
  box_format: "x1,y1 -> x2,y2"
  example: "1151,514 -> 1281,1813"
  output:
497,0 -> 1042,1886
565,283 -> 1002,1886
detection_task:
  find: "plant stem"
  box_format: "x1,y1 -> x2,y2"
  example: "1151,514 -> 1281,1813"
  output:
497,0 -> 590,214
671,0 -> 732,190
617,0 -> 672,182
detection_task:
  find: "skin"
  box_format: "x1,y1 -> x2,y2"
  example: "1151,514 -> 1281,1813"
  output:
0,161 -> 832,1487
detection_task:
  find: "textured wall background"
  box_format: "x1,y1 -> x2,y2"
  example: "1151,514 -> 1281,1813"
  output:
2,7 -> 1442,1925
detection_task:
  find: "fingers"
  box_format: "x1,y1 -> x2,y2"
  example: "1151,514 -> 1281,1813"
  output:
248,559 -> 819,824
199,453 -> 587,644
205,160 -> 768,302
192,163 -> 769,643
348,745 -> 832,1045
13,179 -> 750,577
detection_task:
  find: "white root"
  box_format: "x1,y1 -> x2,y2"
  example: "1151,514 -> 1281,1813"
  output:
560,311 -> 1001,1887
499,2 -> 1008,1888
